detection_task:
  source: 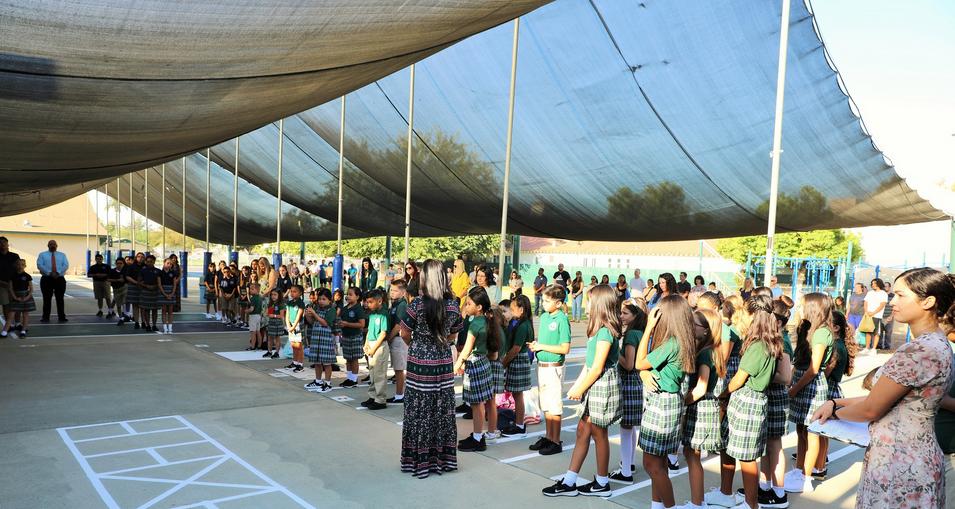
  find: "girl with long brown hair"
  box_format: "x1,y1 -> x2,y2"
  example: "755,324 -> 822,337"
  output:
454,286 -> 502,452
542,285 -> 621,497
633,295 -> 696,508
610,299 -> 649,484
785,292 -> 834,494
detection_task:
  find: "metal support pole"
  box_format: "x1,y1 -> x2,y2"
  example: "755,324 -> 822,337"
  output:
698,240 -> 704,279
129,175 -> 134,254
161,163 -> 166,257
949,217 -> 955,273
85,190 -> 91,271
103,185 -> 111,265
233,136 -> 240,253
763,0 -> 791,288
145,169 -> 150,254
205,149 -> 211,253
496,18 -> 520,294
115,180 -> 120,258
404,64 -> 415,262
336,96 -> 346,256
181,156 -> 187,251
276,118 -> 284,255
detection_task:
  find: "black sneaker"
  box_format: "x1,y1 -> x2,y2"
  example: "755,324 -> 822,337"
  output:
608,469 -> 633,484
761,489 -> 789,508
668,458 -> 680,471
58,317 -> 69,323
578,478 -> 611,497
270,352 -> 279,359
309,363 -> 316,369
367,401 -> 387,410
292,365 -> 304,373
457,435 -> 487,452
790,452 -> 829,465
529,436 -> 548,451
500,424 -> 526,437
539,439 -> 563,456
360,398 -> 374,407
361,375 -> 371,383
18,330 -> 26,338
151,325 -> 159,332
542,479 -> 579,497
339,379 -> 358,388
117,320 -> 124,326
331,364 -> 342,372
96,311 -> 103,317
284,362 -> 296,369
386,396 -> 404,404
388,375 -> 396,383
455,402 -> 470,413
262,351 -> 273,358
811,468 -> 827,479
40,318 -> 50,323
461,407 -> 473,420
134,322 -> 140,329
304,380 -> 325,392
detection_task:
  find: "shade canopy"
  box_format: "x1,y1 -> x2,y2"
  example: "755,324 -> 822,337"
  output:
1,0 -> 945,243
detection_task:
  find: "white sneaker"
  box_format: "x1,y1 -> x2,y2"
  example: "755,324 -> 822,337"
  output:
215,312 -> 222,320
484,430 -> 502,443
730,503 -> 751,509
205,313 -> 212,319
0,330 -> 6,338
704,488 -> 737,507
784,470 -> 807,493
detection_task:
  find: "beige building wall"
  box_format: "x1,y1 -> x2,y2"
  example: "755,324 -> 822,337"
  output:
6,233 -> 90,276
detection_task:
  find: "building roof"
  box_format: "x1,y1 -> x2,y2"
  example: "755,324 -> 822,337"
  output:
522,237 -> 722,258
0,195 -> 103,236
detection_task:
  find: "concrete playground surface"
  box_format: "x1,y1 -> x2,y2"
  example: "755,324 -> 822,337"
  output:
0,278 -> 874,508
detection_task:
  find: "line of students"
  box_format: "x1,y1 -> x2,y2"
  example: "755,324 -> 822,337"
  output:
94,253 -> 183,333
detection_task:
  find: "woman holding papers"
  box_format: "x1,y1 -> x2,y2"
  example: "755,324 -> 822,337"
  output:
813,268 -> 955,509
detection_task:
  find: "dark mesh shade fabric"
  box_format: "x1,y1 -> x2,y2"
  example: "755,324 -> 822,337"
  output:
1,0 -> 944,243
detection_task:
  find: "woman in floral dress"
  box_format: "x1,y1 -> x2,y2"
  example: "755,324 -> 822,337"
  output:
399,259 -> 464,478
813,268 -> 955,508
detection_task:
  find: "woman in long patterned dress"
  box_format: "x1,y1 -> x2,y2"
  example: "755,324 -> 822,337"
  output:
813,268 -> 955,509
399,259 -> 464,479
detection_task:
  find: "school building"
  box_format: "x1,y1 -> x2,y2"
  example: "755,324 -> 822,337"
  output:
0,194 -> 104,275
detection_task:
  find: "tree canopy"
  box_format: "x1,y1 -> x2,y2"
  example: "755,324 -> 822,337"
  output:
715,229 -> 863,265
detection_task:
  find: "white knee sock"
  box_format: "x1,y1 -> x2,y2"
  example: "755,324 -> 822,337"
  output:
562,470 -> 578,487
620,427 -> 636,475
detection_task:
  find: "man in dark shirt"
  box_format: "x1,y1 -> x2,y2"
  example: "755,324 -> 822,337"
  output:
553,264 -> 571,303
533,268 -> 547,315
677,272 -> 692,295
88,253 -> 113,318
0,237 -> 21,335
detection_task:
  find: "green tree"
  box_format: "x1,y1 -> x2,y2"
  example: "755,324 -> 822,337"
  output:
754,185 -> 833,229
715,229 -> 863,265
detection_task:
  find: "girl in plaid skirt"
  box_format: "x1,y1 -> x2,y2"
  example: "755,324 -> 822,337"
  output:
609,299 -> 648,484
453,286 -> 501,452
263,290 -> 285,359
811,310 -> 855,489
542,285 -> 621,498
632,295 -> 696,507
9,260 -> 35,336
486,306 -> 507,441
718,295 -> 781,509
682,308 -> 727,508
785,293 -> 835,494
304,288 -> 336,393
721,295 -> 745,381
500,295 -> 534,437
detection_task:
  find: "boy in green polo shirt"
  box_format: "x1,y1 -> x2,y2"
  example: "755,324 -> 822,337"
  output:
247,283 -> 263,350
528,285 -> 571,456
361,289 -> 390,410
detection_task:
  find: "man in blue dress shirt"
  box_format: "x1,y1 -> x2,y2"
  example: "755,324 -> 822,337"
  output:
36,239 -> 69,322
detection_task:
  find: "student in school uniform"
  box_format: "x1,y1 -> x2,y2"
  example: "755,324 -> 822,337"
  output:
304,288 -> 337,393
218,266 -> 238,326
813,310 -> 855,481
263,289 -> 285,359
610,299 -> 649,484
283,285 -> 306,373
527,285 -> 572,456
499,294 -> 534,437
721,294 -> 782,509
361,289 -> 390,410
338,287 -> 366,387
485,305 -> 507,442
108,258 -> 128,326
203,262 -> 217,319
634,295 -> 697,509
246,283 -> 263,350
87,253 -> 113,318
214,260 -> 227,321
543,284 -> 622,497
453,286 -> 501,452
157,258 -> 178,334
785,293 -> 835,494
387,279 -> 410,404
9,259 -> 36,337
682,308 -> 727,508
125,253 -> 144,329
138,255 -> 162,332
237,266 -> 252,328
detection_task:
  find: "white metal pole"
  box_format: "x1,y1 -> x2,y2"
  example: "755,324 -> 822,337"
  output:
233,137 -> 240,252
763,0 -> 791,288
115,180 -> 120,252
404,64 -> 415,262
205,149 -> 211,252
95,186 -> 100,253
277,119 -> 284,248
145,170 -> 150,253
161,163 -> 166,257
497,19 -> 520,288
129,176 -> 134,253
181,156 -> 186,251
85,190 -> 90,252
337,96 -> 346,255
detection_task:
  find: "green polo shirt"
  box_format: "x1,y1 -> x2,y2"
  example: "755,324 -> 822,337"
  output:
505,319 -> 532,354
739,341 -> 777,392
646,337 -> 685,394
365,311 -> 389,345
812,328 -> 834,366
536,310 -> 571,363
250,294 -> 262,315
690,347 -> 720,393
782,330 -> 793,359
585,327 -> 619,370
341,304 -> 365,338
725,324 -> 742,358
468,315 -> 488,357
829,338 -> 849,385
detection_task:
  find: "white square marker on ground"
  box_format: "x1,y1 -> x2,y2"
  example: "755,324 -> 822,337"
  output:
58,415 -> 315,509
214,351 -> 274,362
330,395 -> 353,402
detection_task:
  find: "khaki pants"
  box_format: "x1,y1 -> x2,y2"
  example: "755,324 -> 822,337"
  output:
945,453 -> 955,506
367,344 -> 390,404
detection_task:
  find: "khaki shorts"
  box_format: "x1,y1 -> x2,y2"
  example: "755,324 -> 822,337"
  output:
538,365 -> 565,416
248,314 -> 262,330
0,284 -> 9,307
112,285 -> 127,308
389,336 -> 408,371
93,281 -> 112,300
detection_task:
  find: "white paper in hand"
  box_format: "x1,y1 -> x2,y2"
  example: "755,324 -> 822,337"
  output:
808,419 -> 870,447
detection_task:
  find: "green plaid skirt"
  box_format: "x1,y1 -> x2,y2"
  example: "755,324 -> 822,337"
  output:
139,287 -> 159,310
683,377 -> 725,451
463,355 -> 492,404
828,381 -> 843,400
765,382 -> 789,438
725,385 -> 768,461
726,353 -> 741,380
126,284 -> 140,305
579,367 -> 621,428
10,289 -> 35,312
341,334 -> 364,360
789,368 -> 829,426
308,325 -> 336,364
490,359 -> 505,394
618,366 -> 643,428
157,284 -> 176,305
639,390 -> 684,456
266,316 -> 285,337
504,354 -> 532,392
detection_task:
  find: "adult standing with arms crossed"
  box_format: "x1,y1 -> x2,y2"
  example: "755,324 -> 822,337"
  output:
37,239 -> 69,323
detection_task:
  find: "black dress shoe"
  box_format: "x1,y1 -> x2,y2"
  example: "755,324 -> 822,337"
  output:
58,317 -> 69,323
529,436 -> 548,451
367,401 -> 387,410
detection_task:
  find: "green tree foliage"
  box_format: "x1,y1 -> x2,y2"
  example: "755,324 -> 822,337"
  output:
253,235 -> 500,262
754,185 -> 833,229
715,229 -> 863,265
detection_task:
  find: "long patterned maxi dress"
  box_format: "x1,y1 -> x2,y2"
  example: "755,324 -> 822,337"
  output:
399,297 -> 464,479
856,330 -> 953,509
